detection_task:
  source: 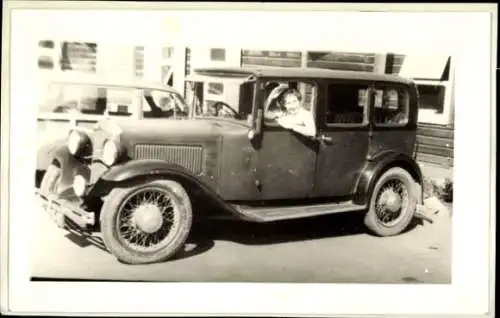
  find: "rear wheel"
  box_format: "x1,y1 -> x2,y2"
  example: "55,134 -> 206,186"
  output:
100,179 -> 193,265
364,167 -> 417,236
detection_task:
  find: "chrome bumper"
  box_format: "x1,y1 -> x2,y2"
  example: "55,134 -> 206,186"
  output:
36,190 -> 95,229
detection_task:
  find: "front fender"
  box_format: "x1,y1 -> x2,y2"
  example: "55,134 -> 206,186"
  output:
37,138 -> 67,172
100,159 -> 197,183
88,159 -> 241,217
353,151 -> 423,205
49,145 -> 92,195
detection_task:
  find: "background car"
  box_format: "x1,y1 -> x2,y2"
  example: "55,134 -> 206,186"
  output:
36,74 -> 189,188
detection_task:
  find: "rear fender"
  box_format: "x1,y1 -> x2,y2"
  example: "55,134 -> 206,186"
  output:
353,151 -> 424,206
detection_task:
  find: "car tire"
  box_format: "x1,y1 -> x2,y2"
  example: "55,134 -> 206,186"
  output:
364,167 -> 417,237
100,179 -> 193,265
39,164 -> 68,229
39,164 -> 61,198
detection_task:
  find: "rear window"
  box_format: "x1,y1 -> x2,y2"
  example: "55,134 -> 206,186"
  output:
372,86 -> 410,126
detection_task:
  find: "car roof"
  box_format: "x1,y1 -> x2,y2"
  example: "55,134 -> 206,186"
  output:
193,66 -> 414,85
46,74 -> 179,93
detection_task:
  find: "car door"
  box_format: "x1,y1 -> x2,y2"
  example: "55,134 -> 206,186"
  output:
255,79 -> 319,200
313,80 -> 371,198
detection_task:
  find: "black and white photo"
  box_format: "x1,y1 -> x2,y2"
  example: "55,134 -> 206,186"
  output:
1,2 -> 495,317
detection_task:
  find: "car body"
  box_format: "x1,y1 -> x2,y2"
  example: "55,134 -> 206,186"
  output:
36,74 -> 189,186
38,66 -> 425,264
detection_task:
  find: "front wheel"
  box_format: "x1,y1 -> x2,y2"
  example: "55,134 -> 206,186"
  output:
364,167 -> 418,236
39,164 -> 67,229
100,179 -> 193,265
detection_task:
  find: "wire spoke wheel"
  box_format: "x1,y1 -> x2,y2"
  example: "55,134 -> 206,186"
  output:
101,179 -> 193,264
115,187 -> 180,253
374,179 -> 409,226
364,167 -> 417,237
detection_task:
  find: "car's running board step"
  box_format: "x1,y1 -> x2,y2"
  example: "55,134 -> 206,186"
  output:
233,201 -> 366,223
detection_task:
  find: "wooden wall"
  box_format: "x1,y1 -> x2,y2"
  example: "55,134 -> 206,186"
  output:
416,123 -> 454,168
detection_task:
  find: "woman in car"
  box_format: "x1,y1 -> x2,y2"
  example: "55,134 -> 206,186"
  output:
264,86 -> 317,138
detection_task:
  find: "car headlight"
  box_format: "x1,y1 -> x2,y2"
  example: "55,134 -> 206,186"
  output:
67,130 -> 91,157
102,139 -> 120,166
73,175 -> 87,197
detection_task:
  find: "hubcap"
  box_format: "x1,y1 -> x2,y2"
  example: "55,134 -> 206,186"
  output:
116,187 -> 178,252
133,203 -> 164,233
380,190 -> 402,213
375,179 -> 409,226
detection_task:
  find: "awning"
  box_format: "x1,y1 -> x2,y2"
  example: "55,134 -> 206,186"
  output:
398,54 -> 451,81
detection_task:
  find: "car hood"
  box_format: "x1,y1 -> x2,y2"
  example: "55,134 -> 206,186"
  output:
95,118 -> 248,146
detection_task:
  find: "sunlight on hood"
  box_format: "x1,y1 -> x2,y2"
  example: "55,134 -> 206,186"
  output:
94,119 -> 123,137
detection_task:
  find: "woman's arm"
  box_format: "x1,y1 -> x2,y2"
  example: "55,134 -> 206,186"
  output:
290,110 -> 317,137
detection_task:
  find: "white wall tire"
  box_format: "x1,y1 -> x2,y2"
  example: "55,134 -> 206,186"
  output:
364,167 -> 418,237
100,179 -> 193,265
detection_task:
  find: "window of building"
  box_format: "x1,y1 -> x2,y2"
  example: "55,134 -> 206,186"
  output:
241,50 -> 302,68
38,40 -> 55,70
416,84 -> 446,114
134,46 -> 145,77
60,42 -> 97,73
210,48 -> 226,61
38,40 -> 54,49
38,56 -> 54,70
162,47 -> 174,59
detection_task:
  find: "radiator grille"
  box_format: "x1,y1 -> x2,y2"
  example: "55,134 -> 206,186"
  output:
134,144 -> 204,174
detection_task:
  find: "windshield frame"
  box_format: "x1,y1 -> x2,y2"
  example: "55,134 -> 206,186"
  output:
139,88 -> 190,120
185,73 -> 257,127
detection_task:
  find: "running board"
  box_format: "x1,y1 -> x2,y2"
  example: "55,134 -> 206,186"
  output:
232,200 -> 367,223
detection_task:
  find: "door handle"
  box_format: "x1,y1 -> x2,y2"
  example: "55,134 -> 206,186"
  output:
318,134 -> 333,144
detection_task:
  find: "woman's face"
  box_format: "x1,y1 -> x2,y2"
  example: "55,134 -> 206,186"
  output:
282,94 -> 300,112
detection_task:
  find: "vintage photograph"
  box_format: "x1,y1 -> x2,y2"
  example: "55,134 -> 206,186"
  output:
32,18 -> 454,284
2,2 -> 495,317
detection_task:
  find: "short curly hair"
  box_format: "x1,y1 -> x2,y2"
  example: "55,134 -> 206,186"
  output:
277,88 -> 302,106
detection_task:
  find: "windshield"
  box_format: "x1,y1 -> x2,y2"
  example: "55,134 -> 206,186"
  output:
185,76 -> 256,126
142,89 -> 189,118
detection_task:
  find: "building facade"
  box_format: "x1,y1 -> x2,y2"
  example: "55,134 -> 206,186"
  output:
37,41 -> 455,167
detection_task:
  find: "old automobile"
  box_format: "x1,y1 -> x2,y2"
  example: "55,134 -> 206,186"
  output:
38,66 -> 425,264
36,74 -> 188,188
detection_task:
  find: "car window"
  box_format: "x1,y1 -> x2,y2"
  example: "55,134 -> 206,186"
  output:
372,86 -> 410,126
187,80 -> 254,122
142,89 -> 189,118
263,80 -> 317,126
39,83 -> 136,117
325,82 -> 368,125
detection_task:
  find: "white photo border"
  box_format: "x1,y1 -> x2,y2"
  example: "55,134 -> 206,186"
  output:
1,2 -> 497,317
